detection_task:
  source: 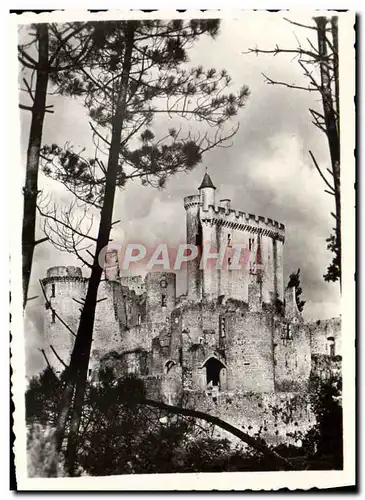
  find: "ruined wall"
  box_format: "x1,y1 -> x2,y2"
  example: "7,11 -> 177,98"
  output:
225,310 -> 275,393
273,287 -> 311,390
185,389 -> 315,447
273,319 -> 311,391
308,317 -> 342,357
145,272 -> 176,323
118,275 -> 145,296
42,266 -> 146,376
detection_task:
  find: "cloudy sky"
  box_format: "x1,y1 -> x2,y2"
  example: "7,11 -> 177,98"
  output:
19,13 -> 343,376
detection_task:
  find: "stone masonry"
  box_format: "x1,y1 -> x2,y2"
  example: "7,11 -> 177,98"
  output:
41,172 -> 341,445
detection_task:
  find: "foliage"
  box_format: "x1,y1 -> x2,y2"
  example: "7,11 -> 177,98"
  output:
287,268 -> 306,312
25,367 -> 63,427
324,233 -> 341,283
25,368 -> 343,476
39,20 -> 249,214
303,374 -> 343,468
27,424 -> 66,478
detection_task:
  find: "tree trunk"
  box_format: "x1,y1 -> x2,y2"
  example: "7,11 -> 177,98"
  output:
61,24 -> 136,476
22,24 -> 49,308
315,16 -> 341,286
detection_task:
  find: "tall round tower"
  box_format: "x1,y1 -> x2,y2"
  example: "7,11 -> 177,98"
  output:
184,193 -> 202,301
42,266 -> 87,375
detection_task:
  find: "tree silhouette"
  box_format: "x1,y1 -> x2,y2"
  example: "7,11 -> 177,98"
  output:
246,16 -> 341,286
34,19 -> 250,474
287,268 -> 306,313
19,22 -> 95,308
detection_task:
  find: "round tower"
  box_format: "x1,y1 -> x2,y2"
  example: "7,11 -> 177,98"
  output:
42,266 -> 87,375
184,194 -> 202,301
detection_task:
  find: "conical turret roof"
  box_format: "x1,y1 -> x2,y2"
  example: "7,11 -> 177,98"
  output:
198,171 -> 216,190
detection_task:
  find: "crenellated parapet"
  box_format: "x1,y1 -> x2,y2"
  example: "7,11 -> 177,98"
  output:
184,194 -> 201,210
42,266 -> 88,285
200,204 -> 285,242
41,275 -> 88,286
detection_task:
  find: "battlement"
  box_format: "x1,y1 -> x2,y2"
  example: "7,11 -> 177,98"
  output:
200,204 -> 285,241
42,266 -> 87,286
184,194 -> 201,209
46,266 -> 83,278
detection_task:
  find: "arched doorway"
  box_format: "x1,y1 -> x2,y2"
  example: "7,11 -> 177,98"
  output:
203,357 -> 226,390
164,360 -> 176,374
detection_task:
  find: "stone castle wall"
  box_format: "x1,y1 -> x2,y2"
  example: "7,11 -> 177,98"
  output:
225,310 -> 275,393
184,190 -> 285,304
40,173 -> 342,451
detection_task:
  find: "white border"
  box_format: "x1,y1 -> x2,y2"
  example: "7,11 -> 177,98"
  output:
10,9 -> 356,491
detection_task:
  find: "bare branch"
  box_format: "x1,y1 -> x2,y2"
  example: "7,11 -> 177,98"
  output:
309,150 -> 335,193
39,279 -> 76,338
38,348 -> 53,371
34,236 -> 49,246
50,345 -> 69,369
262,73 -> 317,92
283,17 -> 321,31
23,77 -> 35,102
19,103 -> 33,112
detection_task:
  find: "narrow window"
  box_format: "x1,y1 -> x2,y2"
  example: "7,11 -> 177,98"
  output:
287,324 -> 292,340
228,234 -> 232,247
220,316 -> 226,338
51,283 -> 55,298
249,238 -> 253,251
327,336 -> 335,357
161,294 -> 167,307
51,310 -> 56,324
137,314 -> 141,326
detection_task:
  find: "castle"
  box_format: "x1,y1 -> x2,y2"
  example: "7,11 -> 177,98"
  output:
41,172 -> 341,444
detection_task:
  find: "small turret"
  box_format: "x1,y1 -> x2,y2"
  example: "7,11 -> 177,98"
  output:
198,170 -> 216,211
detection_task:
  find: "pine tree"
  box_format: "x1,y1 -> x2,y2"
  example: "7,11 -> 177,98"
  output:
19,22 -> 95,308
36,19 -> 250,474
